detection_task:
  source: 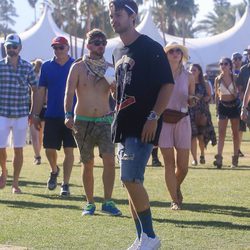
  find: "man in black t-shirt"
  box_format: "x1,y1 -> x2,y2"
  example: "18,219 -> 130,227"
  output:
109,1 -> 174,249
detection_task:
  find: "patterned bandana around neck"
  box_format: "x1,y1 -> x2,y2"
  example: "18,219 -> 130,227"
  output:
83,55 -> 108,80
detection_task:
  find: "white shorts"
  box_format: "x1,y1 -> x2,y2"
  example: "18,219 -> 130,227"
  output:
0,116 -> 28,148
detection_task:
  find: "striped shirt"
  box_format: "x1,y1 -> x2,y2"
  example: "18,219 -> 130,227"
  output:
0,56 -> 37,118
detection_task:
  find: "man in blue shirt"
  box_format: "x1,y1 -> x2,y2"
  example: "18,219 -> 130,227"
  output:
0,34 -> 37,194
32,36 -> 76,196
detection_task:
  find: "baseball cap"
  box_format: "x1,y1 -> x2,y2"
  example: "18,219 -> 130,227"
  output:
5,34 -> 22,46
51,36 -> 69,46
109,0 -> 138,14
231,52 -> 242,60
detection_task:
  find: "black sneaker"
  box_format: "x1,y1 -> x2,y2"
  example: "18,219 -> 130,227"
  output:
199,156 -> 205,164
60,184 -> 70,197
47,166 -> 60,190
152,158 -> 162,167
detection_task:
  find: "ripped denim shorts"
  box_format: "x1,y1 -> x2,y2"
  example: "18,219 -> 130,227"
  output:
118,137 -> 153,183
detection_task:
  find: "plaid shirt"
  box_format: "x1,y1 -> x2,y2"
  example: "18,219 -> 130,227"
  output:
0,56 -> 37,118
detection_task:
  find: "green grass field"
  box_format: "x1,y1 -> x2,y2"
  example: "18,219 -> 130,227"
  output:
0,104 -> 250,250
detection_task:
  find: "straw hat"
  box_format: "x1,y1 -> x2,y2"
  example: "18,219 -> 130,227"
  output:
164,42 -> 189,61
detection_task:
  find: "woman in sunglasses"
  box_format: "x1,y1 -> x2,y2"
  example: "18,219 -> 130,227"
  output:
158,42 -> 195,210
214,57 -> 240,168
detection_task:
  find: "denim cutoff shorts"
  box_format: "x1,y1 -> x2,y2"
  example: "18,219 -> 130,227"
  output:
118,137 -> 153,183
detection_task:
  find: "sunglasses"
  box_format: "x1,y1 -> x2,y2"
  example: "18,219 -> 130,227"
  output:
168,48 -> 182,54
53,45 -> 65,50
90,40 -> 107,46
219,62 -> 229,66
233,57 -> 242,61
6,44 -> 18,50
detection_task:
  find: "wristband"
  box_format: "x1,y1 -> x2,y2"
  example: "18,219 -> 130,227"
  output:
65,112 -> 73,119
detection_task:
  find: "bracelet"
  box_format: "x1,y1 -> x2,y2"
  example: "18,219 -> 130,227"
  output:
65,111 -> 73,119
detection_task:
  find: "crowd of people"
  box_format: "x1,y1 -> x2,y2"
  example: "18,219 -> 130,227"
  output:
0,0 -> 250,249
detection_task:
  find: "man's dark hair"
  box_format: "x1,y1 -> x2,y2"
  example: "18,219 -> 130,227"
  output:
86,29 -> 107,44
109,0 -> 138,15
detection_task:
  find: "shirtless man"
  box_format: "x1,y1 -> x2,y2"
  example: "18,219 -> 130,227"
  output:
64,29 -> 121,216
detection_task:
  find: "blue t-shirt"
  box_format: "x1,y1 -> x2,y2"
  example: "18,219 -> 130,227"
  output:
39,56 -> 74,118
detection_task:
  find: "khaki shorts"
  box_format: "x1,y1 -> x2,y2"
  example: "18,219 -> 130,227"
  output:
74,119 -> 115,164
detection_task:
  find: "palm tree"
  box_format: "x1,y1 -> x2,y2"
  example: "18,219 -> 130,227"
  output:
167,0 -> 198,44
0,0 -> 17,58
27,0 -> 39,23
152,0 -> 198,42
0,0 -> 17,37
197,0 -> 248,36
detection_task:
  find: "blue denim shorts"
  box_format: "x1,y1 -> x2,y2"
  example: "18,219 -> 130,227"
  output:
118,137 -> 153,183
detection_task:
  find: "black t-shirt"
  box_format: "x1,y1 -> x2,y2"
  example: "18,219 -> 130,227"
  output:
112,34 -> 174,144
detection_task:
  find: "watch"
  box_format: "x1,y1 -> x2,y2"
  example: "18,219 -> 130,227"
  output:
147,111 -> 159,121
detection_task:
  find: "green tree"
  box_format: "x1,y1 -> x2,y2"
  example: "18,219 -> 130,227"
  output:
197,0 -> 248,36
27,0 -> 39,23
0,0 -> 17,38
152,0 -> 198,43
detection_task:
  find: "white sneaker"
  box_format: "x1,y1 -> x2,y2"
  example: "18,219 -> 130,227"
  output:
138,233 -> 161,250
127,238 -> 140,250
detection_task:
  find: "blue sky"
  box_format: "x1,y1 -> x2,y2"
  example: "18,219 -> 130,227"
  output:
11,0 -> 244,35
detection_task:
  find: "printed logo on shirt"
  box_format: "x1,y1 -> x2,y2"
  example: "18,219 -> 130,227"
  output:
115,55 -> 136,111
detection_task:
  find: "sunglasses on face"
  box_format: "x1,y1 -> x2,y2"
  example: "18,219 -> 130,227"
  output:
90,40 -> 107,46
219,62 -> 229,66
53,45 -> 65,50
6,44 -> 18,50
233,57 -> 242,61
168,48 -> 182,54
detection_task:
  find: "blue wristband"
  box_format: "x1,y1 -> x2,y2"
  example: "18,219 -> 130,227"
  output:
65,112 -> 73,119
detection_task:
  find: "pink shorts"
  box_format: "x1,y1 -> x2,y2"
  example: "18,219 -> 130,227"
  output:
0,116 -> 28,148
158,116 -> 191,149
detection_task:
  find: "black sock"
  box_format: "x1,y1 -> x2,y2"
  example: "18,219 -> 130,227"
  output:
152,148 -> 158,159
137,208 -> 155,238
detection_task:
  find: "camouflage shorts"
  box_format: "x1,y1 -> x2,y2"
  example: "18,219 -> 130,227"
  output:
73,120 -> 115,164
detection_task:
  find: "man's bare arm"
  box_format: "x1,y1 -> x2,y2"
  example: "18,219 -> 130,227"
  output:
64,63 -> 79,129
64,63 -> 79,114
31,86 -> 46,130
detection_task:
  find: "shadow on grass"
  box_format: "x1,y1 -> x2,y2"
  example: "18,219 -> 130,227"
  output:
5,179 -> 82,189
0,199 -> 80,210
154,217 -> 250,230
184,203 -> 250,218
31,193 -> 128,205
0,198 -> 130,218
151,201 -> 250,218
189,166 -> 250,170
